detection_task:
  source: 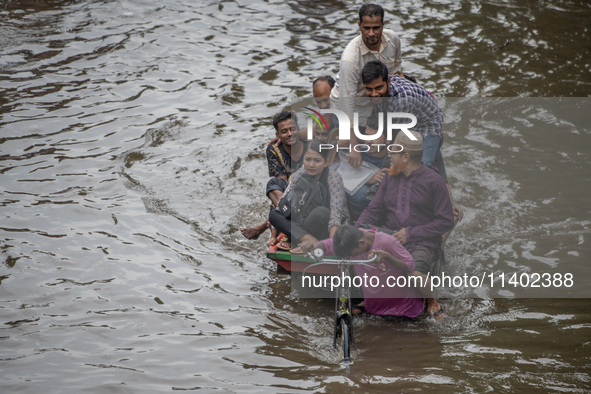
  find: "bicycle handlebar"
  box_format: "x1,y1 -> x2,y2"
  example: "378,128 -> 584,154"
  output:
302,253 -> 379,276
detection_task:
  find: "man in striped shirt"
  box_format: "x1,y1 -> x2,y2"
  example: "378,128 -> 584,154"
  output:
362,60 -> 447,182
361,60 -> 464,222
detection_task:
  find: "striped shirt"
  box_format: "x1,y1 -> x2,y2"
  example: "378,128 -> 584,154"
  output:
385,75 -> 444,138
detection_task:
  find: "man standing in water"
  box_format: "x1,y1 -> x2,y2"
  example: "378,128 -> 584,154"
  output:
241,112 -> 305,243
331,3 -> 402,167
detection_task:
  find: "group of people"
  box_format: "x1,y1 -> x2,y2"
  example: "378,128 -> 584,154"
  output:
241,3 -> 464,321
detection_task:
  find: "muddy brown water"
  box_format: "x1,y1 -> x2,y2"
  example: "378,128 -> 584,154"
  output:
1,0 -> 590,392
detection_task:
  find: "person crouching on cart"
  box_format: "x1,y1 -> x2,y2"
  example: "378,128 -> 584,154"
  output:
269,139 -> 347,250
295,225 -> 445,320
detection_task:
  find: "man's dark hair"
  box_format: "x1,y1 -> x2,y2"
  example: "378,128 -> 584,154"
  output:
333,225 -> 364,258
313,75 -> 335,89
362,60 -> 389,84
359,4 -> 384,23
273,111 -> 298,132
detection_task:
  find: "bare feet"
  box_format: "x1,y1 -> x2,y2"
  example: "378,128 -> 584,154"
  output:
240,221 -> 270,240
276,239 -> 291,251
426,299 -> 445,321
352,301 -> 366,315
267,229 -> 279,248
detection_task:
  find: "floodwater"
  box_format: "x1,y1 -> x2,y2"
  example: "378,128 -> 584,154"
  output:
1,0 -> 590,392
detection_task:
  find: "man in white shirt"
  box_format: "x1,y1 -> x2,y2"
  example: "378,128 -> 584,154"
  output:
331,4 -> 401,122
330,3 -> 402,167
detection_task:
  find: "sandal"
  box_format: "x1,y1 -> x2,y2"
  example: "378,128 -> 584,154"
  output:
276,236 -> 291,251
352,303 -> 367,316
429,305 -> 445,320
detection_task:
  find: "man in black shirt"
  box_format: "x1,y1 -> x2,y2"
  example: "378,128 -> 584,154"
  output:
241,111 -> 305,244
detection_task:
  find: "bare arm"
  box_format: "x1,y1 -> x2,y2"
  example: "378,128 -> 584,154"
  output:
329,226 -> 337,238
369,249 -> 410,274
365,168 -> 388,185
293,239 -> 326,255
447,183 -> 463,222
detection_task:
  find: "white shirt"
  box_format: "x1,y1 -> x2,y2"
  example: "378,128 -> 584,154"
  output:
331,29 -> 402,123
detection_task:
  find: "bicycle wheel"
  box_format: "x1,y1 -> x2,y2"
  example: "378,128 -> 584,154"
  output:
341,315 -> 351,362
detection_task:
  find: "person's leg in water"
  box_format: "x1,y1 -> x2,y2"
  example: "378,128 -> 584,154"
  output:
241,178 -> 287,240
408,246 -> 445,320
241,220 -> 270,240
352,301 -> 366,315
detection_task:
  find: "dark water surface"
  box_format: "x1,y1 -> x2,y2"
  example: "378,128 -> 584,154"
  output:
1,0 -> 590,392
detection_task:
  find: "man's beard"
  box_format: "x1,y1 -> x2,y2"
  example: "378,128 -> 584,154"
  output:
366,36 -> 379,46
389,159 -> 404,176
